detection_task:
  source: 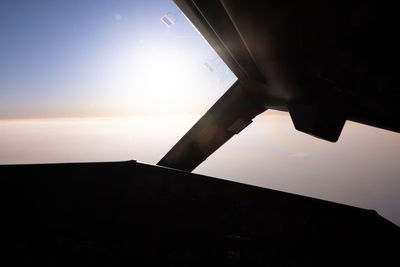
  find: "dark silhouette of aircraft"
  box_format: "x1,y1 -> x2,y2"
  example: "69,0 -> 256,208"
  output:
1,0 -> 399,266
159,0 -> 400,172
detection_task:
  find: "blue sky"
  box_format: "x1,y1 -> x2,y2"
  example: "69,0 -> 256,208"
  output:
0,0 -> 236,118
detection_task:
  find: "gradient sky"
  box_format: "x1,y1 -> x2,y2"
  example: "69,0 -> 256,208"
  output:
1,1 -> 399,225
0,0 -> 236,118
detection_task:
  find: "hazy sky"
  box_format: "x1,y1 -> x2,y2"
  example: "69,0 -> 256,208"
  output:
1,114 -> 399,225
1,1 -> 399,225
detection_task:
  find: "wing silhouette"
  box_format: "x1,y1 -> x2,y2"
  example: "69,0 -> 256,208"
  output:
159,0 -> 400,171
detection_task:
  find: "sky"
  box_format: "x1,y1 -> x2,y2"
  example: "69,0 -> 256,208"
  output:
0,0 -> 236,118
0,0 -> 399,225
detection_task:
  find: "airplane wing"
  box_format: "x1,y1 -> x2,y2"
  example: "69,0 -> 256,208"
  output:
158,81 -> 266,172
158,0 -> 400,171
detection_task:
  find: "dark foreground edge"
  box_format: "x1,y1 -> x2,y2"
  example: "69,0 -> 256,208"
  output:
0,161 -> 398,266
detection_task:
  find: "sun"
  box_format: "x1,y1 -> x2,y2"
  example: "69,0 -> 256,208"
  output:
131,44 -> 193,112
108,41 -> 212,115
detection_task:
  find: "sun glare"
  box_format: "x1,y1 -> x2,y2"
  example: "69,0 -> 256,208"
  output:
115,44 -> 194,114
139,46 -> 188,101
